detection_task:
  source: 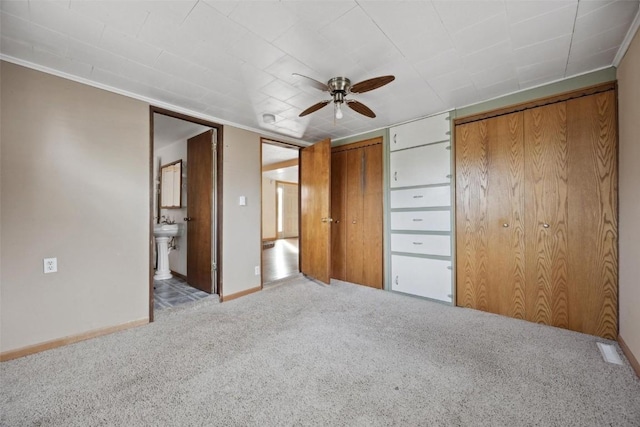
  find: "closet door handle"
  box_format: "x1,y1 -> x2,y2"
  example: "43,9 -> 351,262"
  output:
542,223 -> 550,228
503,223 -> 509,228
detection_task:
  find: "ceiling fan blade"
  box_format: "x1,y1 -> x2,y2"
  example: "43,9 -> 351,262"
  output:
350,75 -> 395,94
346,100 -> 376,118
292,73 -> 329,92
299,100 -> 331,117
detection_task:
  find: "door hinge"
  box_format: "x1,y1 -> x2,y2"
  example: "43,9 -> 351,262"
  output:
212,141 -> 217,152
212,262 -> 217,271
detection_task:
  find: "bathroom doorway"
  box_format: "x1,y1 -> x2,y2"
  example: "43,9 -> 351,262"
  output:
261,138 -> 301,285
149,108 -> 223,320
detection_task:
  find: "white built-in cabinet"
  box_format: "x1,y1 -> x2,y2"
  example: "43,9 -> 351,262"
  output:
389,112 -> 453,303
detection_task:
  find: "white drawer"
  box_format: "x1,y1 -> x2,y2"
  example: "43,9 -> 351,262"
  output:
390,186 -> 451,208
390,113 -> 450,152
390,142 -> 450,188
391,255 -> 452,303
391,211 -> 451,232
390,233 -> 451,256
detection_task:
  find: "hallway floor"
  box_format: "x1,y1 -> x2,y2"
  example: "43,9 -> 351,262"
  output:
154,277 -> 213,310
262,238 -> 299,284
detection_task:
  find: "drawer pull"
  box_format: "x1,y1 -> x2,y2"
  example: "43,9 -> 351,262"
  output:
394,171 -> 398,181
446,145 -> 451,150
446,266 -> 452,270
412,242 -> 423,245
395,275 -> 399,285
393,134 -> 397,144
412,195 -> 423,199
412,218 -> 423,222
446,174 -> 452,179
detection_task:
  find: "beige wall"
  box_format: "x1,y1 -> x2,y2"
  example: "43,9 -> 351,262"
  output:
262,177 -> 277,240
222,126 -> 262,297
617,29 -> 640,363
0,62 -> 149,353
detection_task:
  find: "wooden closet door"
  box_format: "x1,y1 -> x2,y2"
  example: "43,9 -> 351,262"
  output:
331,151 -> 347,280
456,113 -> 525,316
524,102 -> 570,329
566,91 -> 617,339
346,148 -> 365,285
361,144 -> 383,289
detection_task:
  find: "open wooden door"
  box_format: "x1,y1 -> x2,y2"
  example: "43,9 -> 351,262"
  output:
300,138 -> 331,284
186,130 -> 213,293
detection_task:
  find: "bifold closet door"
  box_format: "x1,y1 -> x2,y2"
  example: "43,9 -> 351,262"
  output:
456,112 -> 525,317
566,91 -> 617,339
523,102 -> 570,329
331,151 -> 347,281
360,144 -> 383,288
346,144 -> 383,288
331,143 -> 383,288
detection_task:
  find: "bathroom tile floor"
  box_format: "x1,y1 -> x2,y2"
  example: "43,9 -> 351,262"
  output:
153,277 -> 214,310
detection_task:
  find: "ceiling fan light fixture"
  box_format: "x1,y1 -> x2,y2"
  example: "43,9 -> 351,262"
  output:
335,102 -> 343,119
294,73 -> 395,119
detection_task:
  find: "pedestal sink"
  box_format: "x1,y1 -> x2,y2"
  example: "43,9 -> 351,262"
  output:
153,223 -> 183,280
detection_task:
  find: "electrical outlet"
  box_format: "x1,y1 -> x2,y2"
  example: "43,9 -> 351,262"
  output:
44,257 -> 57,274
254,266 -> 260,276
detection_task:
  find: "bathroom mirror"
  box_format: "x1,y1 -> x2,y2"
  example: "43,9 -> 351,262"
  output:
160,160 -> 182,208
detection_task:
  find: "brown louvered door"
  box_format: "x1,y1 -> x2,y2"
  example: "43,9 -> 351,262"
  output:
456,90 -> 618,339
456,112 -> 525,318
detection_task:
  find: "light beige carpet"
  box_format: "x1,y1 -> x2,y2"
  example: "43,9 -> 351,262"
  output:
2,277 -> 639,426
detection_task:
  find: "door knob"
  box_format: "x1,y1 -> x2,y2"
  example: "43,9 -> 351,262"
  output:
184,217 -> 193,221
503,223 -> 509,228
543,223 -> 550,228
321,217 -> 333,223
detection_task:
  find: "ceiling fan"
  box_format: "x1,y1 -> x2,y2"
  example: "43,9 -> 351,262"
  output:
293,73 -> 395,119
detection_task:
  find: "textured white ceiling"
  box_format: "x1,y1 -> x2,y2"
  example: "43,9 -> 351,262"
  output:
154,113 -> 211,149
1,0 -> 638,143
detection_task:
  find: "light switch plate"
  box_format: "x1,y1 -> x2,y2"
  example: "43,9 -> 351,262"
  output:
239,196 -> 247,206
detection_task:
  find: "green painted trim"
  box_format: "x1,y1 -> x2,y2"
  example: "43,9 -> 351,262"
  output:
332,129 -> 386,146
454,67 -> 617,119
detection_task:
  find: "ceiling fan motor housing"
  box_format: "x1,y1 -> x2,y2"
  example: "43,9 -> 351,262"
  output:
328,77 -> 351,94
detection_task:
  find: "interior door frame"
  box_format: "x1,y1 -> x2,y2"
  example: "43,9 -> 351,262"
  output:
149,106 -> 224,322
260,137 -> 304,288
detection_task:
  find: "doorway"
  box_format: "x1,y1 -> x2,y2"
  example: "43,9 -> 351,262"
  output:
261,138 -> 301,285
149,107 -> 223,321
